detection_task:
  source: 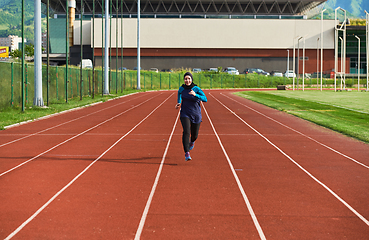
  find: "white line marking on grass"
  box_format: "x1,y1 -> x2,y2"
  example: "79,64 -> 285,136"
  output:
134,110 -> 180,240
0,93 -> 147,148
220,93 -> 369,169
212,93 -> 369,227
4,93 -> 173,240
0,93 -> 162,177
202,103 -> 267,240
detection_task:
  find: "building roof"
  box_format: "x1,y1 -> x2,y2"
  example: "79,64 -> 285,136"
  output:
43,0 -> 326,16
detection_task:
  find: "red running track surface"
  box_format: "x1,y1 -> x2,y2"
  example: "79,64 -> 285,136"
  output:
0,90 -> 368,239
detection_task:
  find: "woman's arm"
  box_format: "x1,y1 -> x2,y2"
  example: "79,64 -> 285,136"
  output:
192,86 -> 207,102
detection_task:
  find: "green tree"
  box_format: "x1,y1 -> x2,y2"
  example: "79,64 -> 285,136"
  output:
9,48 -> 22,58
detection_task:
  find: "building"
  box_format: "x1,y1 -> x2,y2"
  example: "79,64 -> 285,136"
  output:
0,35 -> 26,52
44,0 -> 356,75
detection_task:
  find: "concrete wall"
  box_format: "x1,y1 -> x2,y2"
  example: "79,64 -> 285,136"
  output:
80,18 -> 336,49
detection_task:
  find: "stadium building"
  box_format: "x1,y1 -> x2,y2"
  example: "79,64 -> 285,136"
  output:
43,0 -> 359,75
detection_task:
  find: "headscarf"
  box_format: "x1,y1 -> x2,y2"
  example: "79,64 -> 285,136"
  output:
182,72 -> 196,89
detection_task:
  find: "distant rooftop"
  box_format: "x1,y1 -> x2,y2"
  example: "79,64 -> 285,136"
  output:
43,0 -> 326,16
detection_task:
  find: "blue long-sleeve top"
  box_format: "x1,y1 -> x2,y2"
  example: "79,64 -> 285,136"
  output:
177,85 -> 207,124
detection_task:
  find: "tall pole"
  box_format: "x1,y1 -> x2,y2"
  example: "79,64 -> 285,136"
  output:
317,37 -> 319,89
321,9 -> 326,91
137,0 -> 141,89
92,0 -> 95,98
65,0 -> 69,102
116,0 -> 118,93
47,0 -> 50,106
34,0 -> 43,106
80,0 -> 83,100
302,36 -> 306,91
104,0 -> 109,94
365,11 -> 369,92
293,37 -> 296,91
21,0 -> 25,111
121,0 -> 124,90
355,35 -> 360,91
339,37 -> 343,90
287,49 -> 289,81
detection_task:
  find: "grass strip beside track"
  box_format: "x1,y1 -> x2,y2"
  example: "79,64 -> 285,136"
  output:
234,91 -> 369,144
0,89 -> 141,130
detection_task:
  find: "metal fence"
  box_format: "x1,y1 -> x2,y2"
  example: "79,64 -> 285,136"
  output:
1,61 -> 312,110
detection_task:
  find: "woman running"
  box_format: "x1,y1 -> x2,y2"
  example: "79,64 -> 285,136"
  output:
175,72 -> 207,161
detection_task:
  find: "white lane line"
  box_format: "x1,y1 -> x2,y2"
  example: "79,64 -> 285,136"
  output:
220,93 -> 369,169
212,93 -> 369,227
0,93 -> 162,177
134,110 -> 180,240
202,103 -> 266,240
0,93 -> 147,148
4,93 -> 174,240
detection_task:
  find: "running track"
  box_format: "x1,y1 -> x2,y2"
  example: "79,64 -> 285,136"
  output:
1,90 -> 368,239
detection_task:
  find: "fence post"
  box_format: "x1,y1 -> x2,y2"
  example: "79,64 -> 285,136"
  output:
233,75 -> 235,88
160,73 -> 162,89
210,75 -> 213,89
25,64 -> 28,105
56,66 -> 58,100
151,73 -> 153,89
11,62 -> 14,106
169,73 -> 171,89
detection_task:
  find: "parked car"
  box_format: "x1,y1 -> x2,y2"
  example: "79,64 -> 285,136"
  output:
192,68 -> 202,73
243,68 -> 269,75
284,70 -> 296,78
78,59 -> 93,68
223,67 -> 239,75
133,67 -> 142,70
161,69 -> 173,72
254,68 -> 270,76
150,68 -> 159,73
270,70 -> 283,77
208,68 -> 218,72
118,67 -> 127,70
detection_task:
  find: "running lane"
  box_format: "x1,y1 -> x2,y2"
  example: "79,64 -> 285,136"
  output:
202,90 -> 369,239
0,92 -> 176,239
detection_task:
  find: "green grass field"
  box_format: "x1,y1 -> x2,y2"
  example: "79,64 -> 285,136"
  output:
234,90 -> 369,144
0,89 -> 141,130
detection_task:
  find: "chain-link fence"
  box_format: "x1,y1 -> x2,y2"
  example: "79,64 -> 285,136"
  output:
3,61 -> 330,110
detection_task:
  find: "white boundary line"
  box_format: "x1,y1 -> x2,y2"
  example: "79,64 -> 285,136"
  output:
202,102 -> 267,240
0,93 -> 146,148
4,93 -> 173,240
134,110 -> 180,240
211,93 -> 369,227
3,92 -> 141,130
0,93 -> 162,177
220,93 -> 369,169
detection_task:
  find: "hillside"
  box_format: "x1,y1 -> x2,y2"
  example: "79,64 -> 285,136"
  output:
0,0 -> 47,43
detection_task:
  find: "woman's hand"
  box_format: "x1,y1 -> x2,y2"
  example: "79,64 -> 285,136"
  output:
175,103 -> 181,109
189,90 -> 196,96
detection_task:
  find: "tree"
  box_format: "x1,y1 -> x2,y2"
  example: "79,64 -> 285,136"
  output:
9,49 -> 22,58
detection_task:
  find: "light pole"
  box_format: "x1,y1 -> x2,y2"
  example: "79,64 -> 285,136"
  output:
355,35 -> 360,91
317,37 -> 319,89
339,37 -> 344,90
297,36 -> 303,90
302,35 -> 307,91
321,9 -> 326,91
137,0 -> 141,89
365,11 -> 369,92
287,49 -> 289,80
334,7 -> 347,92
